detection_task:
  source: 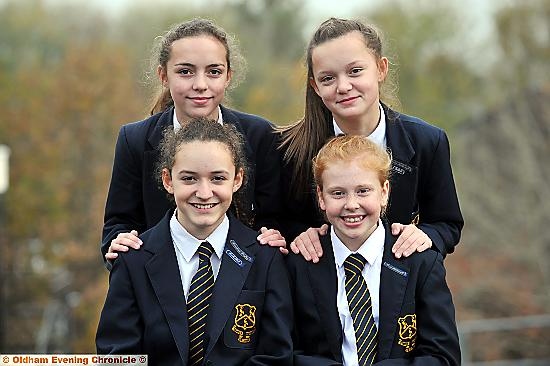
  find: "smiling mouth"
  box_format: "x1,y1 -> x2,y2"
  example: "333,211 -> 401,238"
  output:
336,96 -> 359,104
342,215 -> 364,223
191,203 -> 218,209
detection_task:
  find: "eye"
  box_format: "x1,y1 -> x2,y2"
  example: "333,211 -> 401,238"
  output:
357,188 -> 371,196
319,75 -> 334,84
212,175 -> 227,182
330,190 -> 345,198
176,68 -> 193,76
208,68 -> 224,76
180,176 -> 196,183
349,67 -> 363,75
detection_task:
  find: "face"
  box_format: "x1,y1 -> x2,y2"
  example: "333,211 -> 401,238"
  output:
162,141 -> 243,239
310,31 -> 388,127
158,35 -> 232,123
317,158 -> 389,251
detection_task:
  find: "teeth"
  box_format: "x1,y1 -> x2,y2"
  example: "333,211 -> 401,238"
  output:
343,216 -> 363,223
193,203 -> 216,209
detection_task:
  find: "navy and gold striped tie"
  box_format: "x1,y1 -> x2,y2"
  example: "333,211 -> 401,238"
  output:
187,241 -> 214,366
344,253 -> 378,365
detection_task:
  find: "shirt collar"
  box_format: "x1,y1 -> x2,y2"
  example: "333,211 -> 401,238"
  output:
173,105 -> 223,131
169,209 -> 228,262
331,219 -> 385,268
332,102 -> 386,148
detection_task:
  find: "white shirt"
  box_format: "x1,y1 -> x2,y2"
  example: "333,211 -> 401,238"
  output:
169,210 -> 228,300
173,105 -> 224,131
331,220 -> 385,366
333,102 -> 387,148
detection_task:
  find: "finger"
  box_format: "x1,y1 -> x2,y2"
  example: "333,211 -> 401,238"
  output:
105,252 -> 118,260
294,238 -> 313,262
400,236 -> 426,258
416,240 -> 433,253
290,241 -> 299,254
266,238 -> 286,248
279,247 -> 289,255
110,243 -> 130,253
118,237 -> 142,250
391,223 -> 405,236
319,224 -> 329,235
306,229 -> 323,258
258,230 -> 282,244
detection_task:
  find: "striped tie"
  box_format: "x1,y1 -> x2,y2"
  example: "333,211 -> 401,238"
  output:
344,253 -> 378,365
187,241 -> 214,366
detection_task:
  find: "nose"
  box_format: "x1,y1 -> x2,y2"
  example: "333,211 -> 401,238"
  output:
193,73 -> 208,91
336,77 -> 352,94
344,194 -> 360,210
195,180 -> 213,199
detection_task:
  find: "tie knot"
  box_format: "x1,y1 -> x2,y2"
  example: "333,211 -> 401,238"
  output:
197,241 -> 214,261
344,253 -> 367,277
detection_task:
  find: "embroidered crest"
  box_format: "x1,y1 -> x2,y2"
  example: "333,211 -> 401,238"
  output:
231,303 -> 257,343
397,314 -> 417,352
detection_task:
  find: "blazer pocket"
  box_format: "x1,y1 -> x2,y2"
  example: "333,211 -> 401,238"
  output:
223,290 -> 265,349
396,302 -> 417,354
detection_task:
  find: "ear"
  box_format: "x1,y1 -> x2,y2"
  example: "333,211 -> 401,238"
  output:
309,77 -> 321,97
225,69 -> 233,88
377,57 -> 389,83
232,167 -> 244,192
162,168 -> 174,194
316,186 -> 326,211
157,65 -> 168,87
381,179 -> 390,208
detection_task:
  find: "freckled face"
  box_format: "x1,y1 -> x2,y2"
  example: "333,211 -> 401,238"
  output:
317,158 -> 388,250
158,35 -> 232,124
310,31 -> 388,126
162,141 -> 242,239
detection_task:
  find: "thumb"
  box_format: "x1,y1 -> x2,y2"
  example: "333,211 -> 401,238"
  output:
391,223 -> 402,235
130,230 -> 139,236
320,224 -> 329,235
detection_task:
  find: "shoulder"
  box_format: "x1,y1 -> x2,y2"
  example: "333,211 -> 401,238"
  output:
221,105 -> 275,132
386,109 -> 445,140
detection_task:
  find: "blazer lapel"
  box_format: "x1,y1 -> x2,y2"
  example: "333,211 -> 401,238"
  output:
377,222 -> 410,360
384,105 -> 419,225
308,234 -> 343,361
204,215 -> 257,356
144,212 -> 190,362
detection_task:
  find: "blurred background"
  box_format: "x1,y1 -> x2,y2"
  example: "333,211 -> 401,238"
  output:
0,0 -> 549,364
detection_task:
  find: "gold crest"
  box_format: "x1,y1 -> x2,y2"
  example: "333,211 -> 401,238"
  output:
397,314 -> 417,352
231,303 -> 257,343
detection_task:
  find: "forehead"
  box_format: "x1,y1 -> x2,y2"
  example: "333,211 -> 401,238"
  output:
174,140 -> 233,166
311,31 -> 375,70
321,159 -> 381,187
169,35 -> 227,63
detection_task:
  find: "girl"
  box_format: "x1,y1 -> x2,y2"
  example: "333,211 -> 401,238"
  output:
279,17 -> 463,262
286,135 -> 460,365
102,18 -> 284,267
96,118 -> 293,365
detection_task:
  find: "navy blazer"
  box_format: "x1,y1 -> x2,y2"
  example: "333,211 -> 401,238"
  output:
96,212 -> 293,366
102,105 -> 282,264
279,104 -> 463,256
285,221 -> 460,366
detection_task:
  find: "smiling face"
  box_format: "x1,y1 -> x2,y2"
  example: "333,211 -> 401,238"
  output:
162,140 -> 243,239
317,157 -> 389,251
157,35 -> 231,124
309,31 -> 388,130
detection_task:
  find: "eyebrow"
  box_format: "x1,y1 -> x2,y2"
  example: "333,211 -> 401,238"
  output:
173,62 -> 226,68
176,169 -> 230,175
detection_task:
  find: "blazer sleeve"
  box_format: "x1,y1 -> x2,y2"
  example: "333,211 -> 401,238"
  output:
96,255 -> 143,354
251,126 -> 283,231
417,129 -> 463,256
411,254 -> 461,365
101,125 -> 147,266
245,250 -> 293,365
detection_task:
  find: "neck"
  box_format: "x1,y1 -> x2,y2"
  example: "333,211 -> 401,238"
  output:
336,102 -> 380,136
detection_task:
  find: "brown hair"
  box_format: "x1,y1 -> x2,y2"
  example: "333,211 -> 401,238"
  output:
156,117 -> 251,224
279,17 -> 398,199
149,18 -> 246,115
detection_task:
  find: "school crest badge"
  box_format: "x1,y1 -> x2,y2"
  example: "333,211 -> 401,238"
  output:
397,314 -> 417,352
231,303 -> 257,343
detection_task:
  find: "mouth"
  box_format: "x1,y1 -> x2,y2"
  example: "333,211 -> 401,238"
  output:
190,203 -> 219,210
341,215 -> 365,224
188,96 -> 213,102
336,96 -> 359,104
